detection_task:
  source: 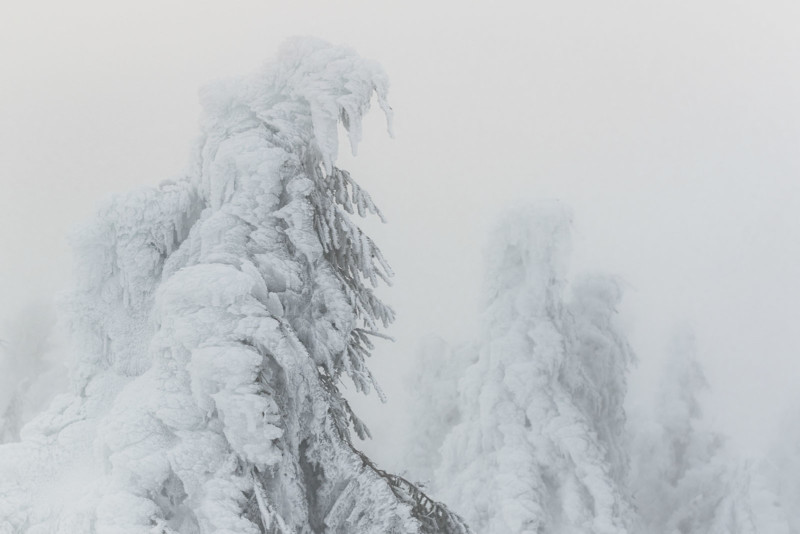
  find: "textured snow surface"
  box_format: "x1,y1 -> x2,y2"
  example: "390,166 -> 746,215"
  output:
0,38 -> 467,534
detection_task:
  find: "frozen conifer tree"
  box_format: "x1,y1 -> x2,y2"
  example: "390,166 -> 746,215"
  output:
0,38 -> 469,534
401,336 -> 476,487
705,461 -> 790,534
629,329 -> 791,534
759,411 -> 800,532
434,204 -> 635,534
629,329 -> 728,533
0,303 -> 65,443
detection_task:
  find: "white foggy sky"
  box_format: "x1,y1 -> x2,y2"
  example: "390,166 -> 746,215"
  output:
2,0 -> 800,465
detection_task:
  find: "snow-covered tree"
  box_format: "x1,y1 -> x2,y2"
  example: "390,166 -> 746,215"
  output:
0,38 -> 468,534
761,410 -> 800,532
0,302 -> 66,443
629,329 -> 791,534
433,203 -> 636,534
706,461 -> 790,534
401,336 -> 476,487
629,328 -> 728,533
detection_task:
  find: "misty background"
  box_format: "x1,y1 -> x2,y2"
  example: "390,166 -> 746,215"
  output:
2,0 -> 800,469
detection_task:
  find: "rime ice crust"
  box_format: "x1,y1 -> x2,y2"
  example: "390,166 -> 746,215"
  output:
0,38 -> 468,534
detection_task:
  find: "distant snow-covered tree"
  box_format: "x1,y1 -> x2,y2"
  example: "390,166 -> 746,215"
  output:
629,329 -> 791,534
401,336 -> 476,488
706,461 -> 790,534
433,204 -> 636,533
0,38 -> 469,534
0,302 -> 66,443
761,409 -> 800,533
629,328 -> 728,533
